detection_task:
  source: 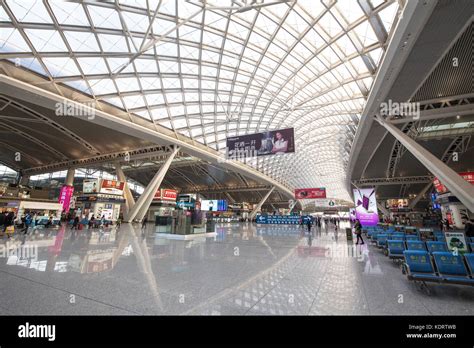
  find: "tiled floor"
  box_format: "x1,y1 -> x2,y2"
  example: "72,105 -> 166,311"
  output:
0,222 -> 473,315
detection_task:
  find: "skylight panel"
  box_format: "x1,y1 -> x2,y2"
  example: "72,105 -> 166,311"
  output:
88,78 -> 118,95
0,28 -> 30,52
64,31 -> 99,52
24,29 -> 67,52
115,77 -> 140,92
77,57 -> 108,75
7,0 -> 52,23
87,5 -> 122,29
98,34 -> 128,53
49,1 -> 88,26
122,10 -> 149,33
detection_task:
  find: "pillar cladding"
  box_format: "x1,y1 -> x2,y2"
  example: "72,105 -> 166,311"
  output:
65,168 -> 75,186
124,146 -> 180,222
377,116 -> 474,212
250,186 -> 276,219
115,163 -> 135,215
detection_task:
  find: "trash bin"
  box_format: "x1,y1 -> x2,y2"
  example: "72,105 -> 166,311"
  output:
346,227 -> 353,241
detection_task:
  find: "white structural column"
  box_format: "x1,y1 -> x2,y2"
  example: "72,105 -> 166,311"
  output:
408,183 -> 432,210
250,186 -> 275,220
115,162 -> 136,215
124,146 -> 180,222
65,168 -> 75,186
377,117 -> 474,212
19,175 -> 30,185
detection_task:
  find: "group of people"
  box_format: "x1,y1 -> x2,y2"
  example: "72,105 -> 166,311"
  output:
0,211 -> 55,236
70,214 -> 109,230
303,216 -> 342,232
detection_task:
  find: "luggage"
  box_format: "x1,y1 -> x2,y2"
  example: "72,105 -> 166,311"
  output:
5,225 -> 15,236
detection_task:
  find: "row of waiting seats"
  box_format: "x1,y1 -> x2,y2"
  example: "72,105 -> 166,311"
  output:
366,226 -> 474,290
384,240 -> 474,258
403,251 -> 474,287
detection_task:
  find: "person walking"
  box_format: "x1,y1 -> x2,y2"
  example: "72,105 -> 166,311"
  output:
354,219 -> 364,245
306,218 -> 312,232
141,216 -> 148,230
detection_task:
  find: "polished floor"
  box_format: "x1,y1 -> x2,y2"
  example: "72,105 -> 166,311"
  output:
0,222 -> 473,315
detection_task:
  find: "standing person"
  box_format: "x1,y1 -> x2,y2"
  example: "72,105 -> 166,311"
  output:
100,215 -> 106,227
0,212 -> 5,231
306,218 -> 312,232
465,220 -> 474,238
116,217 -> 122,229
45,215 -> 53,228
4,211 -> 15,232
354,219 -> 364,245
444,218 -> 450,231
30,213 -> 37,233
141,216 -> 148,230
72,216 -> 79,230
89,215 -> 95,229
22,211 -> 32,235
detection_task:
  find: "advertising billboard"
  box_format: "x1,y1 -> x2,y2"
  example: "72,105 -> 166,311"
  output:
154,189 -> 178,201
201,200 -> 227,211
433,171 -> 474,194
58,185 -> 74,212
83,179 -> 100,193
226,128 -> 295,159
295,188 -> 326,199
100,180 -> 125,195
353,188 -> 379,226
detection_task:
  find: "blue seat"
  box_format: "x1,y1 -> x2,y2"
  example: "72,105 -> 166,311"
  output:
432,252 -> 474,285
464,254 -> 474,277
376,234 -> 388,248
403,250 -> 440,282
405,235 -> 419,241
391,234 -> 405,241
426,241 -> 448,253
386,240 -> 405,258
406,240 -> 426,251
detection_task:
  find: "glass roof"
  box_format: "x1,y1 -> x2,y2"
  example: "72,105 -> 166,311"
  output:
0,0 -> 400,202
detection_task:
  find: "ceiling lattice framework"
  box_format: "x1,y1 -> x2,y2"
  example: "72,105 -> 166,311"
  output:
0,0 -> 400,201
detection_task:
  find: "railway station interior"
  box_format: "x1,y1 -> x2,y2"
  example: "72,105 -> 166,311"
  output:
0,0 -> 473,317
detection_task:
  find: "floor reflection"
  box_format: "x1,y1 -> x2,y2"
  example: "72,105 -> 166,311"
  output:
1,221 -> 473,315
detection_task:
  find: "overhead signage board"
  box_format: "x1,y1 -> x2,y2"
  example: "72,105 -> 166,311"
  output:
353,188 -> 379,226
154,189 -> 178,201
201,200 -> 227,211
83,179 -> 100,193
433,172 -> 474,194
100,180 -> 125,196
226,128 -> 295,159
295,188 -> 326,199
